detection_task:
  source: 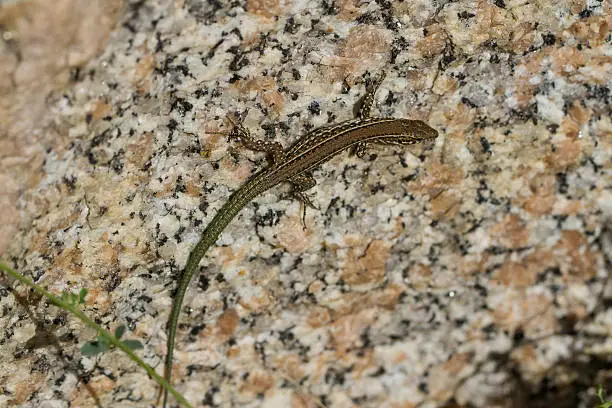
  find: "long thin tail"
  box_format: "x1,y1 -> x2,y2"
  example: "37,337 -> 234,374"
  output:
162,237 -> 213,407
163,174 -> 267,407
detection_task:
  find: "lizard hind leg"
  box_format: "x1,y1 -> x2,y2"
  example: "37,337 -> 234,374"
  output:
358,71 -> 386,120
288,173 -> 318,228
350,142 -> 369,158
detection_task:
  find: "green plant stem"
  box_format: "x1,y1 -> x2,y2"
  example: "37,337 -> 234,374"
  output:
0,261 -> 192,408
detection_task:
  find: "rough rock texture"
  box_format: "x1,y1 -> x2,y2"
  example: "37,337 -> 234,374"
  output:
0,0 -> 123,254
1,1 -> 610,407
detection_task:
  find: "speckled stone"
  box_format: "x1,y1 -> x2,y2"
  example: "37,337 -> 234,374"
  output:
1,0 -> 610,407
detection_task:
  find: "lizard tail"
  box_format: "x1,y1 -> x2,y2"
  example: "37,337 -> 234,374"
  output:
163,174 -> 268,407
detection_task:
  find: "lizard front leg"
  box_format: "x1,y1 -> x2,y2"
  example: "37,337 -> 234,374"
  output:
226,113 -> 285,164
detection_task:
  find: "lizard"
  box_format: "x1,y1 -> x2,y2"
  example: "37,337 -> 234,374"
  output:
163,71 -> 438,406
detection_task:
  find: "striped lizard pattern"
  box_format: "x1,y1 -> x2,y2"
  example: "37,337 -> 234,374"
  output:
163,72 -> 438,406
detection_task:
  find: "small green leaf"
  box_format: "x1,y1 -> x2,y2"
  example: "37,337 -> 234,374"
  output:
598,385 -> 606,402
596,384 -> 612,408
81,339 -> 110,355
60,288 -> 88,307
115,324 -> 126,339
78,288 -> 88,304
122,339 -> 144,351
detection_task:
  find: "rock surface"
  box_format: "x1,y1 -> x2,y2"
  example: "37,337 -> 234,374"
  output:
1,1 -> 610,407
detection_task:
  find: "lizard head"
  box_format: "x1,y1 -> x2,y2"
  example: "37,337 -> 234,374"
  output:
397,119 -> 438,142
